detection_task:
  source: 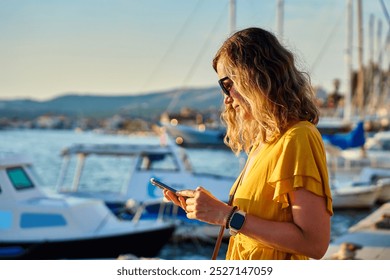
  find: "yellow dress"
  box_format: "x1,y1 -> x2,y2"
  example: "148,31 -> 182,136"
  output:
225,121 -> 333,260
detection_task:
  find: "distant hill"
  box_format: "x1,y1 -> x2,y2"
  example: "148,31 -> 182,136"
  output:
0,87 -> 224,119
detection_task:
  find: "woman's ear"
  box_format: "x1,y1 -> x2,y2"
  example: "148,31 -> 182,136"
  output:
224,96 -> 233,105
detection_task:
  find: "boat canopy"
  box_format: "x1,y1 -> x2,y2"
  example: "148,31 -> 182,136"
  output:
61,143 -> 174,157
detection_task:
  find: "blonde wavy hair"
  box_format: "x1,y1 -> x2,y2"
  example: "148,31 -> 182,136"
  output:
213,27 -> 319,155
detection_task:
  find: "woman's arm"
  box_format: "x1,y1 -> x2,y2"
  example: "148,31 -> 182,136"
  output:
168,187 -> 331,259
240,188 -> 331,259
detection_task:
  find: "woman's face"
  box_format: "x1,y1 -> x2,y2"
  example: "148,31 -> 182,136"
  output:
216,61 -> 253,121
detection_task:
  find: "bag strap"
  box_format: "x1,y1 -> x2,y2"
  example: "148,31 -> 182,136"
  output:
211,161 -> 248,260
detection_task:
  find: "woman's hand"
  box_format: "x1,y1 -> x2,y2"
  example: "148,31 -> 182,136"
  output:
176,186 -> 232,226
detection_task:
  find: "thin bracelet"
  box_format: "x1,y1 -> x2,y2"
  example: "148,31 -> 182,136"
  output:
225,206 -> 238,229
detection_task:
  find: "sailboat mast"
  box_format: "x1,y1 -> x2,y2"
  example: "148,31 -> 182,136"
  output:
369,14 -> 375,64
229,0 -> 236,34
344,0 -> 353,122
357,0 -> 365,117
276,0 -> 284,38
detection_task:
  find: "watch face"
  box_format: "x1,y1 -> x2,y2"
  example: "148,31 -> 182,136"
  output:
230,212 -> 246,230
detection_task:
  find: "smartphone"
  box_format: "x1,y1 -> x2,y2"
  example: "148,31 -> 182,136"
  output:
150,178 -> 178,193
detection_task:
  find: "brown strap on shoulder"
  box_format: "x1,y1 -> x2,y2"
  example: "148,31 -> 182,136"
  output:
211,162 -> 248,260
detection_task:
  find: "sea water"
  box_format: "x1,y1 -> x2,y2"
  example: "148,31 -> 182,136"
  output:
0,129 -> 375,259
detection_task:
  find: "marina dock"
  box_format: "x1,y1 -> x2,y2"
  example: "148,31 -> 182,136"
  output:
323,202 -> 390,260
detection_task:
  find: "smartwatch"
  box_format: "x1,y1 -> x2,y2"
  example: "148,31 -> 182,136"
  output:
228,210 -> 246,236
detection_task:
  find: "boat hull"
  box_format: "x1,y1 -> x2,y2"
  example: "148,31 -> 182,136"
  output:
332,186 -> 382,209
377,178 -> 390,202
164,124 -> 226,148
0,224 -> 175,260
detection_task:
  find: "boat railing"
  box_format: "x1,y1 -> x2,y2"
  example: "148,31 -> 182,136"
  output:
130,198 -> 175,224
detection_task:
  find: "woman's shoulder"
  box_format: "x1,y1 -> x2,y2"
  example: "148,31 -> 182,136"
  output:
285,121 -> 320,138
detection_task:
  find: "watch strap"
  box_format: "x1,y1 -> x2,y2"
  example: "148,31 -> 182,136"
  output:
225,206 -> 238,229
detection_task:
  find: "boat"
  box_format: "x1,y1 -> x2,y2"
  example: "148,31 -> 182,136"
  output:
354,167 -> 390,203
364,130 -> 390,151
317,117 -> 352,135
324,126 -> 390,208
325,128 -> 390,170
329,166 -> 390,209
162,122 -> 227,148
163,118 -> 353,148
323,202 -> 390,260
55,140 -> 238,222
338,146 -> 390,169
331,182 -> 382,209
377,178 -> 390,203
322,121 -> 365,150
0,153 -> 175,259
324,127 -> 390,208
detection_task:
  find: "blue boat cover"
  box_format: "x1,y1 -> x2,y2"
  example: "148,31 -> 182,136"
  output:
322,121 -> 365,150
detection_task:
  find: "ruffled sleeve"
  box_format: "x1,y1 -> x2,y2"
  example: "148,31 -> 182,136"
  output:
268,124 -> 333,215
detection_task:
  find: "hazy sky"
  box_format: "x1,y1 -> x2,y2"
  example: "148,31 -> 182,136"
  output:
0,0 -> 388,100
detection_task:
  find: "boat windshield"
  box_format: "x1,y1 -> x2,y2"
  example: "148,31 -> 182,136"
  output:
138,153 -> 179,171
6,167 -> 34,190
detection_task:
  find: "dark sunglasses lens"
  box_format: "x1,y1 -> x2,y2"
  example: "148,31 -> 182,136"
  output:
219,78 -> 231,96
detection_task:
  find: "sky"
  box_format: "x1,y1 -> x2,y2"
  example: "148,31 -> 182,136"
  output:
0,0 -> 388,101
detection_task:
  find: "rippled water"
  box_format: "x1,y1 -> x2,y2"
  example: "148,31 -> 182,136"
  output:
0,129 -> 375,259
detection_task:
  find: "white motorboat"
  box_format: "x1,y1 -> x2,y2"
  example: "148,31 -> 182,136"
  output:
355,167 -> 390,203
56,140 -> 238,222
330,166 -> 390,209
377,178 -> 390,203
0,153 -> 175,259
331,182 -> 382,209
365,130 -> 390,151
338,148 -> 390,169
325,129 -> 390,208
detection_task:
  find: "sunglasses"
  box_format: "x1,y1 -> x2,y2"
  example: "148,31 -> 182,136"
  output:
218,76 -> 233,96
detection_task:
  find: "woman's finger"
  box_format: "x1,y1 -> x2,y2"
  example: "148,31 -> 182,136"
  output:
178,195 -> 187,210
176,189 -> 196,198
163,190 -> 180,206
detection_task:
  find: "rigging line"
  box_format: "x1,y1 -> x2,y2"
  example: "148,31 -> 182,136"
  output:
377,27 -> 390,61
379,0 -> 390,26
379,0 -> 390,64
182,8 -> 228,86
383,29 -> 390,63
378,0 -> 390,58
140,0 -> 205,91
166,2 -> 229,113
246,0 -> 272,27
309,6 -> 346,74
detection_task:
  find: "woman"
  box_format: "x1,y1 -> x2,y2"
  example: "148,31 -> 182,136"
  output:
164,27 -> 333,260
